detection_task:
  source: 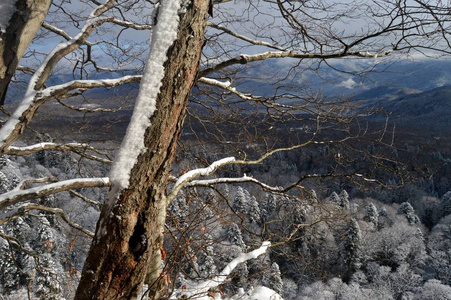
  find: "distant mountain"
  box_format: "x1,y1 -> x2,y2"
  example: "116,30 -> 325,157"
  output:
366,85 -> 451,133
354,86 -> 421,102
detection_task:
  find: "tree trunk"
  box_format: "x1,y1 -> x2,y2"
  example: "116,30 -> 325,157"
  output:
74,1 -> 210,299
0,0 -> 52,105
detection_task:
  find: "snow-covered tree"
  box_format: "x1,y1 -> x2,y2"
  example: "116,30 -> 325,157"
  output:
341,218 -> 362,282
263,262 -> 283,294
339,190 -> 350,210
440,191 -> 451,218
397,202 -> 421,225
364,203 -> 379,228
415,279 -> 451,300
227,223 -> 246,250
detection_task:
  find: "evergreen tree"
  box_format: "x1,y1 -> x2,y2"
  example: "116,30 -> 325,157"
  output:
0,235 -> 21,294
0,155 -> 7,168
248,196 -> 261,224
197,245 -> 217,278
341,218 -> 362,282
263,262 -> 283,294
233,187 -> 261,224
397,202 -> 420,225
233,187 -> 249,215
339,190 -> 350,210
440,191 -> 451,217
364,203 -> 379,228
227,223 -> 246,250
0,171 -> 11,193
329,191 -> 341,204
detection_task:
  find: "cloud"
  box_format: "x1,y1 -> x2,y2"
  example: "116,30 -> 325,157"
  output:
338,78 -> 358,89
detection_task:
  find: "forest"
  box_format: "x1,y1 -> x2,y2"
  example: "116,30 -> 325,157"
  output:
0,0 -> 451,299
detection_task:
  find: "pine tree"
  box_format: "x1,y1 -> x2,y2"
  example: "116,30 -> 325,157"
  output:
233,187 -> 249,215
341,218 -> 362,282
34,220 -> 65,300
227,223 -> 246,250
329,191 -> 341,204
197,245 -> 217,278
440,191 -> 451,217
339,190 -> 350,210
364,203 -> 379,228
0,171 -> 10,193
397,202 -> 420,225
263,262 -> 283,294
233,187 -> 261,224
0,155 -> 7,168
248,196 -> 261,224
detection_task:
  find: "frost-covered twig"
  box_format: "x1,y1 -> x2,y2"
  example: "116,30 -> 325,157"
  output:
167,157 -> 236,202
56,98 -> 122,113
188,176 -> 283,193
69,190 -> 101,207
207,22 -> 286,51
0,177 -> 110,211
7,142 -> 113,163
199,50 -> 392,77
198,77 -> 262,101
0,204 -> 94,237
0,75 -> 140,151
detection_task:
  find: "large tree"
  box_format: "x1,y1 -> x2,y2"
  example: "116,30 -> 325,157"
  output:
0,0 -> 450,299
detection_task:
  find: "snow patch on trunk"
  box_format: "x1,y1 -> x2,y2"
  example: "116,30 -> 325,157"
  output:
107,0 -> 184,203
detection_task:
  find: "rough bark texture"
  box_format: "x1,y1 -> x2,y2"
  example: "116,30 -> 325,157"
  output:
0,0 -> 52,105
75,1 -> 210,299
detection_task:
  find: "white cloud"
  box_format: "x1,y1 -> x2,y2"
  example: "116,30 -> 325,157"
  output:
338,78 -> 358,89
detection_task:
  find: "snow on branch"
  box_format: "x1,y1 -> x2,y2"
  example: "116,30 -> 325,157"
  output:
199,50 -> 392,77
0,75 -> 141,151
32,0 -> 116,90
168,157 -> 236,202
7,142 -> 113,163
0,177 -> 110,211
0,204 -> 95,237
188,176 -> 283,193
172,241 -> 271,300
42,22 -> 71,41
40,76 -> 142,99
198,77 -> 231,89
198,77 -> 262,101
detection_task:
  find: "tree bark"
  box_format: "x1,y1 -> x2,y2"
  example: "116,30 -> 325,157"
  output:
0,0 -> 52,105
75,1 -> 210,299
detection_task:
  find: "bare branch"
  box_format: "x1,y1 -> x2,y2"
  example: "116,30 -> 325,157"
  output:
187,176 -> 283,193
207,22 -> 286,51
199,50 -> 392,77
0,75 -> 141,152
0,177 -> 110,211
7,142 -> 113,164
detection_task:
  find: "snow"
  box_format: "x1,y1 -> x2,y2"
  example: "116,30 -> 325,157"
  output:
172,241 -> 275,300
174,157 -> 236,190
0,0 -> 16,32
238,286 -> 284,300
107,0 -> 184,200
0,89 -> 38,145
0,177 -> 110,210
198,77 -> 232,88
